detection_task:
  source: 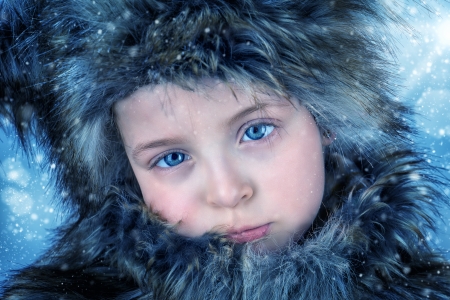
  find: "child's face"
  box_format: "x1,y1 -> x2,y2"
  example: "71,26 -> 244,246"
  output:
115,82 -> 331,251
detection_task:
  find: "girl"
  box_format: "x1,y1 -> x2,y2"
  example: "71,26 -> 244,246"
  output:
1,0 -> 449,298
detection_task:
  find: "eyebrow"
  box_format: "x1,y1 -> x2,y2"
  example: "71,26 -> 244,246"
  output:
226,103 -> 269,127
132,137 -> 186,159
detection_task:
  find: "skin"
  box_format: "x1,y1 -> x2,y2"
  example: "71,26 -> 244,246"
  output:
115,81 -> 332,251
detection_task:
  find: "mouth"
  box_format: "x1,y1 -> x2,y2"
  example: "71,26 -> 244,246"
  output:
227,224 -> 271,243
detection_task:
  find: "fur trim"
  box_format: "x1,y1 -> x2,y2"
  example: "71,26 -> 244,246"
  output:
0,0 -> 42,147
2,151 -> 450,299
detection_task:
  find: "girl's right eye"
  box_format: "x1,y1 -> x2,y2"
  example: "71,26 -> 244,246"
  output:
154,152 -> 190,168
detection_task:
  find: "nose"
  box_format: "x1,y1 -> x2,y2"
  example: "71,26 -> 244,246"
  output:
204,155 -> 254,208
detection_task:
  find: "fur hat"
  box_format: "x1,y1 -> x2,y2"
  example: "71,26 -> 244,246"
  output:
1,0 -> 414,213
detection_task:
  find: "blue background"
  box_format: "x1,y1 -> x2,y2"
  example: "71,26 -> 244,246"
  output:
1,1 -> 450,283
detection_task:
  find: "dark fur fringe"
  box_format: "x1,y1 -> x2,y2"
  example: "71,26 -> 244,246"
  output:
2,151 -> 449,299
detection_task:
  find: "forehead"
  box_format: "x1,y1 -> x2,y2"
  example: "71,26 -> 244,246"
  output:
114,81 -> 294,121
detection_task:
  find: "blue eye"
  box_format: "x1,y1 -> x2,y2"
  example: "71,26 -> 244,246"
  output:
242,124 -> 275,141
155,152 -> 190,168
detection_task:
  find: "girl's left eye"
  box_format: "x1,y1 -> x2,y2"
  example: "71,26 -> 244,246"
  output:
241,123 -> 275,142
154,152 -> 191,168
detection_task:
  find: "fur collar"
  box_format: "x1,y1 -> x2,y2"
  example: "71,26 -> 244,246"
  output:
3,151 -> 450,299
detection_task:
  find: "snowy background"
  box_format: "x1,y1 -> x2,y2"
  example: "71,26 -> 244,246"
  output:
1,1 -> 450,284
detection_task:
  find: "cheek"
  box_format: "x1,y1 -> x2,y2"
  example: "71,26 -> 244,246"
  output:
136,173 -> 209,236
268,151 -> 324,204
270,139 -> 325,193
135,173 -> 188,224
261,130 -> 325,227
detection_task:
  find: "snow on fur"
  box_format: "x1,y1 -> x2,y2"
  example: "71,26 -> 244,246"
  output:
1,0 -> 450,299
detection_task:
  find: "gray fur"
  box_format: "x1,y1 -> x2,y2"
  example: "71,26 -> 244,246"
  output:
1,0 -> 450,299
2,152 -> 450,299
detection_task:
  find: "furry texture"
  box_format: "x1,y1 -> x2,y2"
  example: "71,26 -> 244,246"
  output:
2,152 -> 450,299
1,0 -> 450,299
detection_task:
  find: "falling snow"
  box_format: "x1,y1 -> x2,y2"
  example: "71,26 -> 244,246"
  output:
0,139 -> 61,282
0,0 -> 450,286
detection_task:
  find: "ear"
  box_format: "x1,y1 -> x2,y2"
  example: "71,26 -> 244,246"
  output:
321,130 -> 336,146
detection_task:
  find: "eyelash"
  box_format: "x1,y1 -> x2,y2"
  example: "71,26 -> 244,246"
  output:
239,119 -> 278,143
149,119 -> 278,170
149,149 -> 191,169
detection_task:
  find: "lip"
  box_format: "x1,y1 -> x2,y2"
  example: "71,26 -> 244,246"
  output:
227,224 -> 270,243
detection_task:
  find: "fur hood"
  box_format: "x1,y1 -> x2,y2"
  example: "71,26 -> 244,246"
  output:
1,0 -> 412,213
1,0 -> 450,299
